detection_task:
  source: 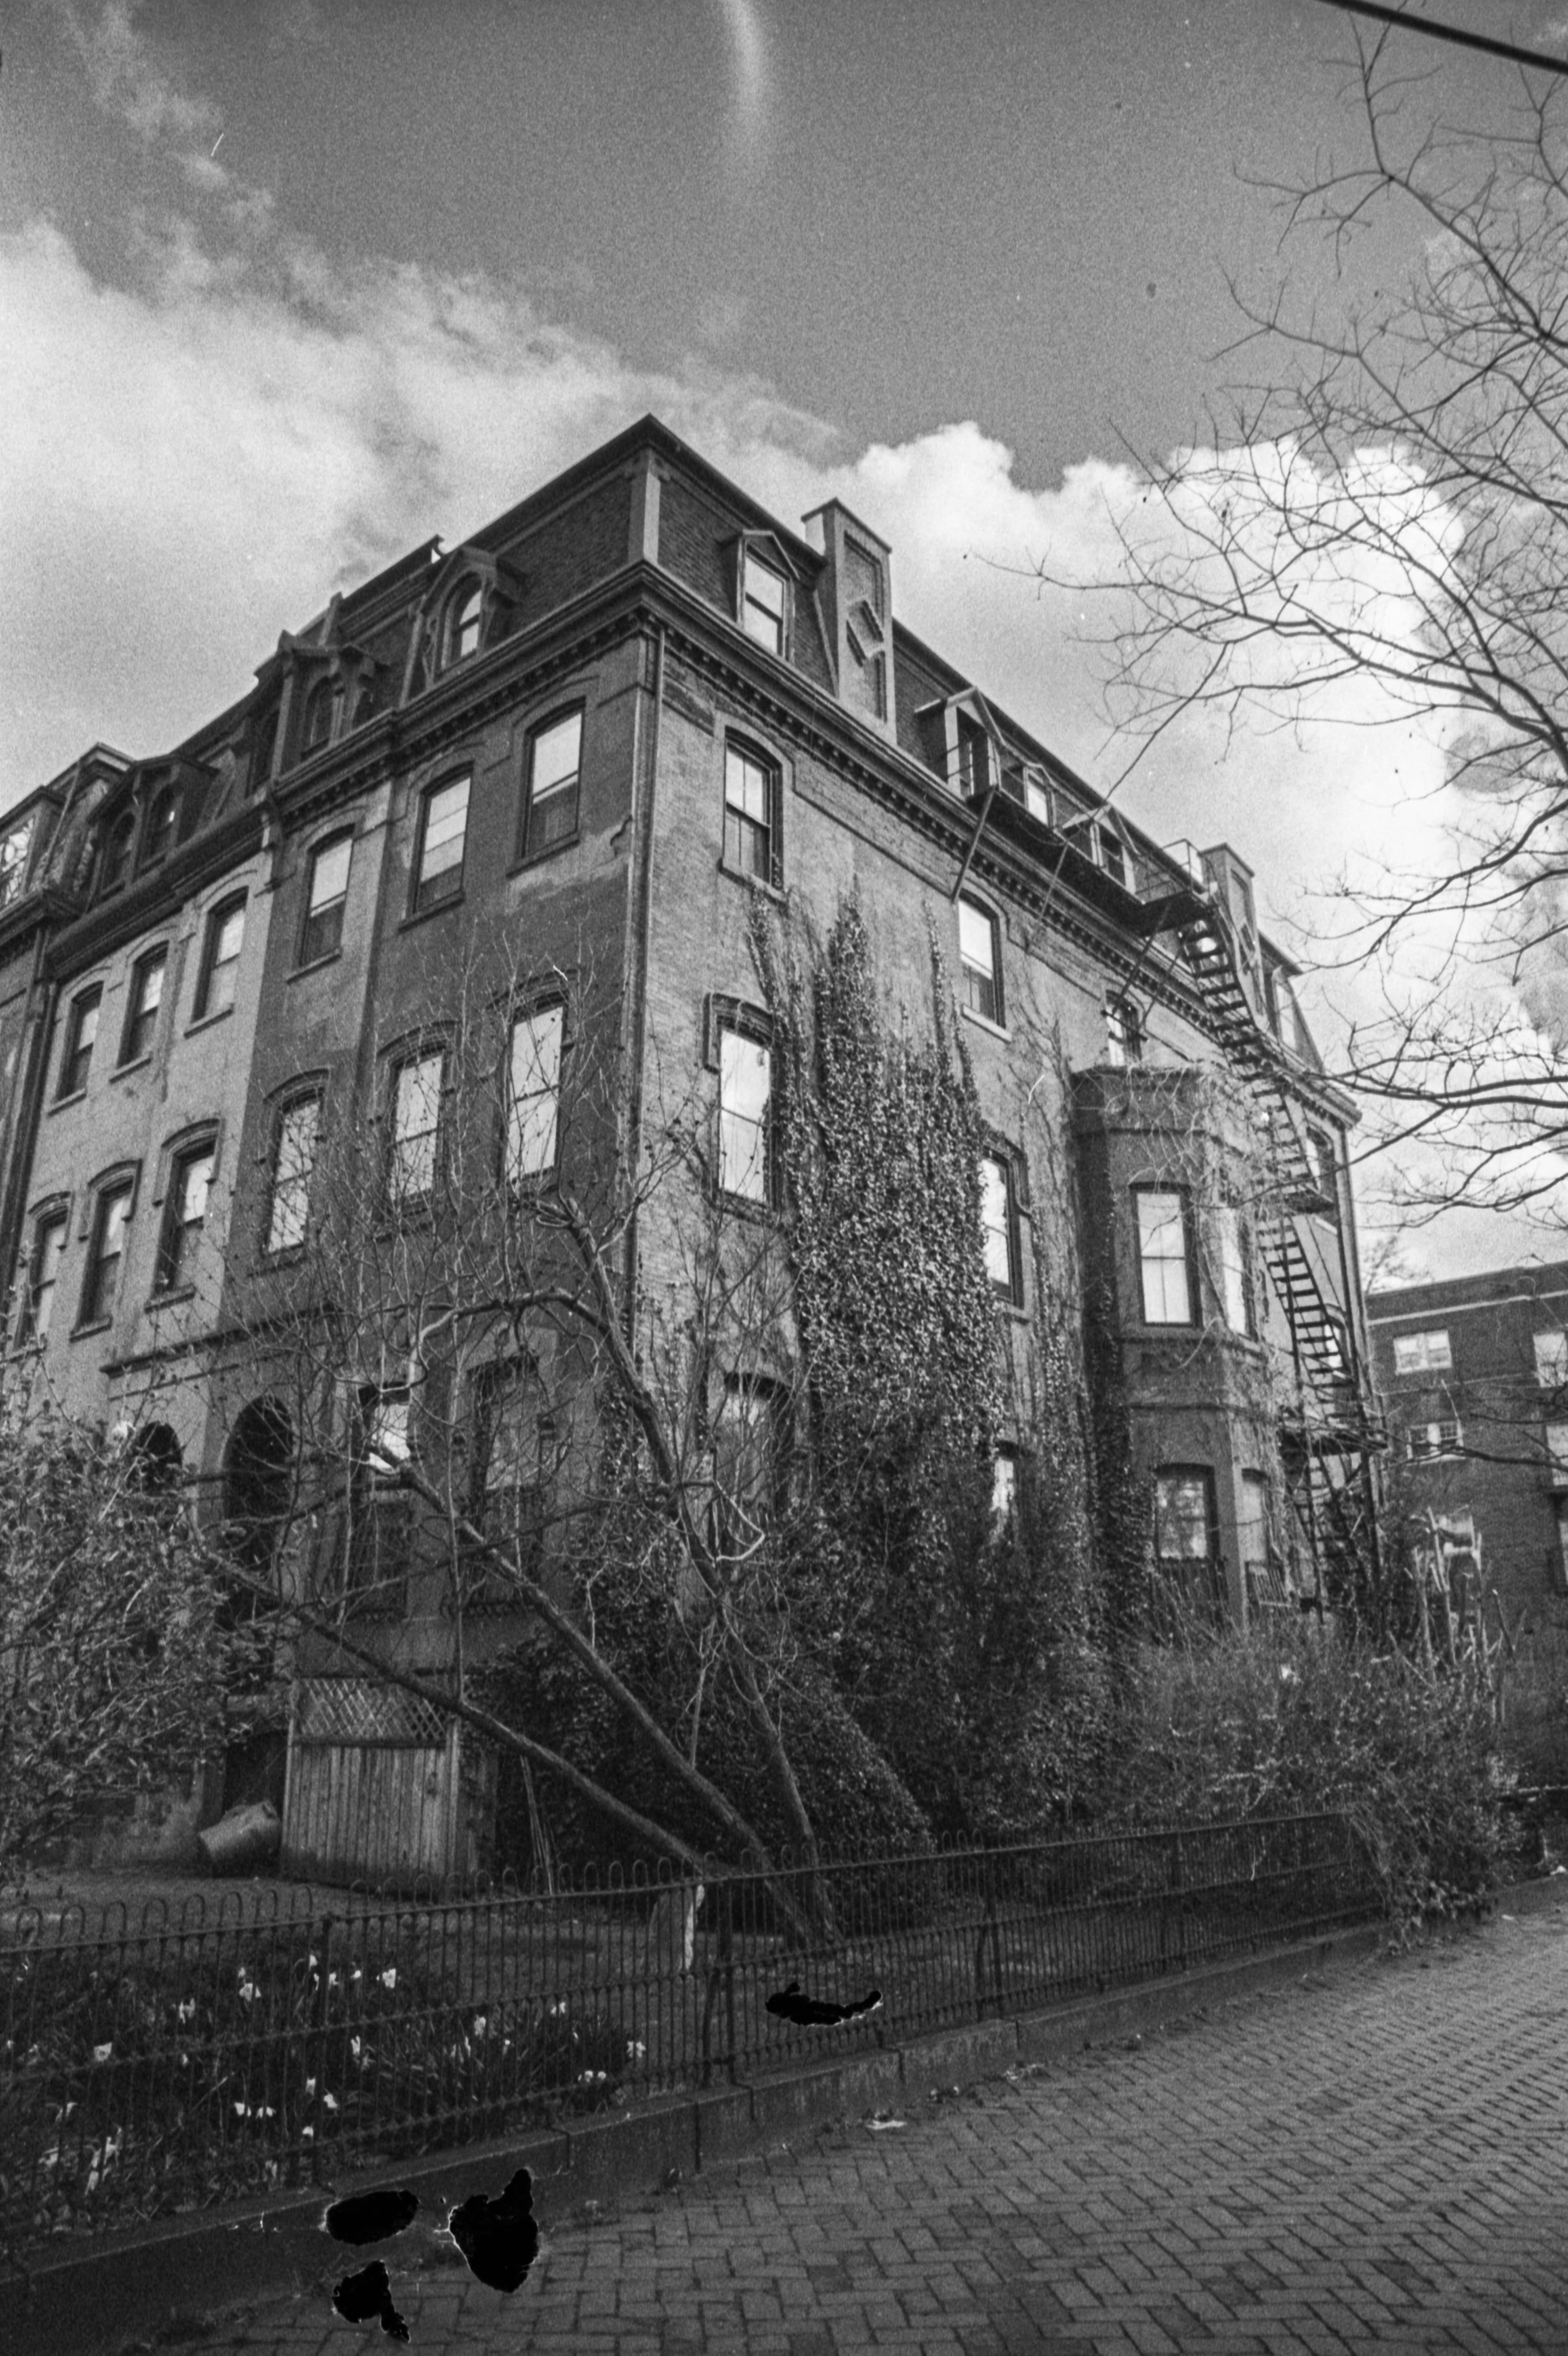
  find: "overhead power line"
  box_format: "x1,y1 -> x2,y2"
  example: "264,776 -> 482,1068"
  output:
1306,0 -> 1568,79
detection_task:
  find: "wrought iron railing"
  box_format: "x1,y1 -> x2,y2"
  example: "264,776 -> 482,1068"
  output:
0,1813 -> 1379,2266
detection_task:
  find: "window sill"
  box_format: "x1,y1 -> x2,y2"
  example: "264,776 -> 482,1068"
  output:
147,1285 -> 196,1309
289,950 -> 343,982
959,1006 -> 1010,1043
186,1006 -> 234,1038
112,1054 -> 154,1081
718,860 -> 786,904
716,1187 -> 781,1225
510,834 -> 580,877
70,1316 -> 113,1341
259,1244 -> 307,1269
399,892 -> 465,933
49,1088 -> 88,1114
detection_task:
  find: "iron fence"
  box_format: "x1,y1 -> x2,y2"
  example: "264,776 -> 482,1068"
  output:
0,1812 -> 1379,2268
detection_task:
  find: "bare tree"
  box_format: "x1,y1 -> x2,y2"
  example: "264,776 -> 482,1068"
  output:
219,920 -> 832,1890
1061,34 -> 1568,1222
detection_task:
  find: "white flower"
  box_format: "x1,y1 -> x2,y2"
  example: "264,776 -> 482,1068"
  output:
304,2076 -> 316,2097
379,1967 -> 397,1991
176,1998 -> 196,2025
237,1976 -> 259,2003
92,2042 -> 113,2064
323,2092 -> 339,2113
626,2040 -> 647,2062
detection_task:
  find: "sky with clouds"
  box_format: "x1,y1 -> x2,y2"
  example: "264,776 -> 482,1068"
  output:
5,0 -> 1568,1277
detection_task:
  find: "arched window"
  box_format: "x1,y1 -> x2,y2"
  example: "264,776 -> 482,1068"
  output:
224,1399 -> 295,1582
98,809 -> 135,896
448,581 -> 483,666
139,785 -> 181,873
302,677 -> 335,753
127,1422 -> 183,1495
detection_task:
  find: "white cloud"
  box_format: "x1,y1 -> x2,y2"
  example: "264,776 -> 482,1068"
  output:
8,1 -> 1563,1269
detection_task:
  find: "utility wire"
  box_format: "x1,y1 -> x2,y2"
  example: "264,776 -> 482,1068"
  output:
1306,0 -> 1568,79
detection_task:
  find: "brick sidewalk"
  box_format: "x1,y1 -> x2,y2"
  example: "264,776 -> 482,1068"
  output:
178,1904 -> 1568,2354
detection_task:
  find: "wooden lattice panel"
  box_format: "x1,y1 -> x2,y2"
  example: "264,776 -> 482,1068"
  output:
294,1678 -> 450,1748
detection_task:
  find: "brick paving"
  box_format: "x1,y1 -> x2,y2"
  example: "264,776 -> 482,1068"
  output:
185,1904 -> 1568,2353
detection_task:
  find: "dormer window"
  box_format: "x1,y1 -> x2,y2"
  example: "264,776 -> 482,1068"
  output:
1023,770 -> 1052,826
301,678 -> 335,754
139,786 -> 180,874
741,550 -> 787,656
1092,822 -> 1130,890
448,581 -> 483,667
957,714 -> 991,798
98,811 -> 135,896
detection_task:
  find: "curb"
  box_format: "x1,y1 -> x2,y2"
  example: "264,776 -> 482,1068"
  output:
12,1890 -> 1551,2356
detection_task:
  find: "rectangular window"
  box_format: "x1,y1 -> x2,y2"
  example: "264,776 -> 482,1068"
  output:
155,1144 -> 214,1293
300,835 -> 352,966
724,743 -> 777,881
119,949 -> 167,1065
413,774 -> 469,913
1023,772 -> 1051,826
1409,1419 -> 1463,1461
505,1004 -> 564,1183
1309,1126 -> 1338,1207
1535,1330 -> 1568,1389
1392,1328 -> 1451,1375
713,1374 -> 784,1559
957,714 -> 990,797
1105,996 -> 1143,1068
1238,1470 -> 1271,1583
980,1153 -> 1019,1302
57,988 -> 101,1099
521,709 -> 582,860
390,1052 -> 444,1200
1155,1468 -> 1215,1562
992,1445 -> 1019,1526
80,1182 -> 132,1326
195,896 -> 245,1020
17,1209 -> 67,1343
346,1386 -> 412,1610
1137,1189 -> 1194,1325
1215,1205 -> 1250,1335
958,896 -> 1001,1025
469,1360 -> 549,1592
719,1021 -> 772,1204
742,551 -> 786,654
266,1094 -> 321,1255
1546,1422 -> 1568,1480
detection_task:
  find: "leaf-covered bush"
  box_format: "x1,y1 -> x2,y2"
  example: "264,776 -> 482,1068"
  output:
0,1407 -> 267,1875
1099,1625 -> 1505,1927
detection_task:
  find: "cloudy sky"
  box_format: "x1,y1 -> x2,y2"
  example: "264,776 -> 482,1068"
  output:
4,0 -> 1566,1276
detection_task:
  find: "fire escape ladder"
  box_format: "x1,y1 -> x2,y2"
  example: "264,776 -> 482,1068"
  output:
1159,884 -> 1384,1602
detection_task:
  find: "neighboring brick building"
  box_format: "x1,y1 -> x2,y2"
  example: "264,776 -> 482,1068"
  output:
1367,1262 -> 1568,1631
0,418 -> 1379,1883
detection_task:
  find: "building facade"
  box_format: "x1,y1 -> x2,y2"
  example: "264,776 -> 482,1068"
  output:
0,418 -> 1379,1884
1367,1262 -> 1568,1633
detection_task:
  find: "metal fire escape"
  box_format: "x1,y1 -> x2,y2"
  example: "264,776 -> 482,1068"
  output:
1135,875 -> 1386,1609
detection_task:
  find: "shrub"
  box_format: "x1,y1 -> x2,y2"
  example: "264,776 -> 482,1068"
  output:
1098,1624 -> 1505,1929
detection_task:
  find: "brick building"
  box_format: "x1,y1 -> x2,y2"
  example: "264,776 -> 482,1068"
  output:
0,418 -> 1379,1884
1367,1262 -> 1568,1631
